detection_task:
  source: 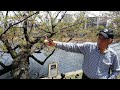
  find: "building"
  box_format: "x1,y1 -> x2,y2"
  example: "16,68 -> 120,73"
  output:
85,16 -> 108,28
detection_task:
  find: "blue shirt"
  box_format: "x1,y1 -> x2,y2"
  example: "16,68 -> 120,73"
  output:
56,42 -> 120,79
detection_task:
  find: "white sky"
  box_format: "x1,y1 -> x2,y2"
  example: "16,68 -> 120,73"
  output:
88,11 -> 102,17
1,11 -> 108,17
67,11 -> 108,17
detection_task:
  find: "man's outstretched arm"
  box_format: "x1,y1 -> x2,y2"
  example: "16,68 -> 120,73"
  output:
44,38 -> 90,54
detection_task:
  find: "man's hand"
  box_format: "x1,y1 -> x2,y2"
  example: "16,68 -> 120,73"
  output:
44,36 -> 56,47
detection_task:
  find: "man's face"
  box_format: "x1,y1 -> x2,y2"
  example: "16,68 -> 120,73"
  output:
97,34 -> 113,49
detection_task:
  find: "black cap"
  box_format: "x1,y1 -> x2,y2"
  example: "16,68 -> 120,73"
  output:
98,29 -> 114,39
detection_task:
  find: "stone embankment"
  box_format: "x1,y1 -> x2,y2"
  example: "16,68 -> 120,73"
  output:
40,70 -> 83,79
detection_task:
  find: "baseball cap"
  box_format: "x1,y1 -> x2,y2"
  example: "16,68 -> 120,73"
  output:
97,29 -> 114,39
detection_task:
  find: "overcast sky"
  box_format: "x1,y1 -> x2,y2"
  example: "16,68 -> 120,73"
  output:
67,11 -> 108,17
88,11 -> 103,17
2,11 -> 106,16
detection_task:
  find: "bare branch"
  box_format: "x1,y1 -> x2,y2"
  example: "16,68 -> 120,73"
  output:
0,51 -> 8,53
5,11 -> 9,20
42,34 -> 74,64
53,11 -> 67,28
29,55 -> 44,65
0,52 -> 5,57
1,11 -> 5,18
0,61 -> 6,68
47,11 -> 53,25
13,11 -> 21,20
42,49 -> 56,64
0,64 -> 12,76
60,21 -> 84,31
30,36 -> 42,45
30,48 -> 56,65
23,18 -> 30,43
37,14 -> 50,32
4,11 -> 9,28
53,11 -> 61,22
0,11 -> 39,38
13,45 -> 20,50
67,36 -> 74,42
47,11 -> 59,32
31,20 -> 78,48
30,31 -> 54,45
34,44 -> 45,53
31,14 -> 78,46
34,50 -> 42,53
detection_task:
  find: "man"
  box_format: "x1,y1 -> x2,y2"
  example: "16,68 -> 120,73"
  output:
44,28 -> 120,79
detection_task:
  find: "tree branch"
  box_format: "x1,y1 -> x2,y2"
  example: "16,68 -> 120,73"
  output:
13,45 -> 21,50
67,36 -> 74,42
53,11 -> 67,28
0,61 -> 6,68
31,13 -> 78,47
38,13 -> 50,32
13,11 -> 21,20
0,64 -> 12,76
29,55 -> 44,65
1,11 -> 5,18
41,35 -> 73,64
30,48 -> 56,65
60,21 -> 84,31
5,11 -> 9,20
33,43 -> 46,53
0,11 -> 39,38
30,18 -> 78,54
1,35 -> 17,59
23,17 -> 30,43
42,49 -> 56,64
53,11 -> 61,23
0,51 -> 8,53
30,36 -> 42,45
34,50 -> 42,53
47,11 -> 55,32
4,11 -> 9,29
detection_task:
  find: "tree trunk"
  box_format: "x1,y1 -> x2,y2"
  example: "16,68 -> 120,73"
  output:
11,52 -> 30,79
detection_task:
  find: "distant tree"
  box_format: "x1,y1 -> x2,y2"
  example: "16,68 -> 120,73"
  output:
102,11 -> 120,39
